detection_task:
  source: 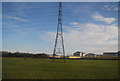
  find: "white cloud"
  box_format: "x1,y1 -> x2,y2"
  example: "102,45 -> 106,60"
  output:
9,25 -> 19,28
43,22 -> 118,55
103,5 -> 118,11
70,22 -> 79,25
114,7 -> 118,11
103,5 -> 111,11
92,13 -> 117,24
6,15 -> 27,21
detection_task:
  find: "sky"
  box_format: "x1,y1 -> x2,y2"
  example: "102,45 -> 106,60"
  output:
2,2 -> 118,55
1,0 -> 120,2
0,2 -> 2,52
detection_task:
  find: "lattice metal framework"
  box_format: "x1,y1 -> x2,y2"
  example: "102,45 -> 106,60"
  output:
53,2 -> 65,63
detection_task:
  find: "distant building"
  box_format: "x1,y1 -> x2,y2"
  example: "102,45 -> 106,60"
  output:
103,52 -> 117,56
49,55 -> 66,59
73,51 -> 86,57
117,51 -> 120,56
96,54 -> 103,57
85,53 -> 96,57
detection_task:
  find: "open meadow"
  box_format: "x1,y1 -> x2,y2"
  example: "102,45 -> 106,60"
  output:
2,57 -> 118,79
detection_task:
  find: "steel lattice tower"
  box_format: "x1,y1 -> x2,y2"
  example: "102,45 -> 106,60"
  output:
53,2 -> 65,63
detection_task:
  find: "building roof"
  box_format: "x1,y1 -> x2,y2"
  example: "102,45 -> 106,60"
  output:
74,51 -> 85,54
103,52 -> 117,54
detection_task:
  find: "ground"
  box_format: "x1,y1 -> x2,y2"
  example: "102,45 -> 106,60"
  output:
2,57 -> 118,79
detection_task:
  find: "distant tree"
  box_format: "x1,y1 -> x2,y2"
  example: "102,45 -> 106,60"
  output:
2,51 -> 49,59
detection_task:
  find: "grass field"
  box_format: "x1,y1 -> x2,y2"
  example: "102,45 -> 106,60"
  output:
2,57 -> 118,79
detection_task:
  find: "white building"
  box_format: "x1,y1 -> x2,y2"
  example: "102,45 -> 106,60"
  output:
73,51 -> 86,57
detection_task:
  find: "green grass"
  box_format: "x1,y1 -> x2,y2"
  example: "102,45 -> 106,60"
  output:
2,57 -> 118,79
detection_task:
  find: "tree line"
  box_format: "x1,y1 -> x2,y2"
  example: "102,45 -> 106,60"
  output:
1,51 -> 49,59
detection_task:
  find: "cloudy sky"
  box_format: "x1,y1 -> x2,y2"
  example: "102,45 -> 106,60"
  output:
2,2 -> 118,55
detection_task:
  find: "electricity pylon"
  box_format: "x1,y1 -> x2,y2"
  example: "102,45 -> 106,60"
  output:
53,2 -> 65,63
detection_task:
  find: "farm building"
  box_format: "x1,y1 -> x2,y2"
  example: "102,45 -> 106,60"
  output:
117,51 -> 120,56
49,55 -> 61,59
73,51 -> 86,57
103,52 -> 117,56
85,53 -> 96,57
96,54 -> 103,56
49,55 -> 67,59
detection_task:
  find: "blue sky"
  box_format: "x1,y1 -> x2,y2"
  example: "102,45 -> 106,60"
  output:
0,2 -> 2,51
2,2 -> 118,55
1,0 -> 120,2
